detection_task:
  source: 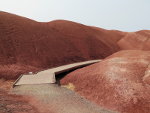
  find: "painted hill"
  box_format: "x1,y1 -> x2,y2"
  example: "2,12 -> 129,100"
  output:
61,50 -> 150,113
0,11 -> 150,80
0,11 -> 124,79
118,30 -> 150,50
0,11 -> 150,113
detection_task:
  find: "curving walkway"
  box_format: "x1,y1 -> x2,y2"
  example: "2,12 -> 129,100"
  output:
11,60 -> 117,113
13,60 -> 101,87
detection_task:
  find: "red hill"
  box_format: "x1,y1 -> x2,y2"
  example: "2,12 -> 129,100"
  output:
61,50 -> 150,113
0,11 -> 124,79
0,11 -> 150,80
118,30 -> 150,50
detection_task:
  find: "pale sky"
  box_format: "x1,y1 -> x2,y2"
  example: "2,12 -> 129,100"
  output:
0,0 -> 150,31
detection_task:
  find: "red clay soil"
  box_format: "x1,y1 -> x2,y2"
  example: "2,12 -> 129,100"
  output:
0,11 -> 150,113
0,11 -> 126,79
0,64 -> 41,80
61,50 -> 150,113
0,11 -> 150,80
118,30 -> 150,50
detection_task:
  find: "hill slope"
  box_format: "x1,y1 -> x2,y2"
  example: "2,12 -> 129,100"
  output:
0,11 -> 124,79
0,11 -> 150,80
61,50 -> 150,113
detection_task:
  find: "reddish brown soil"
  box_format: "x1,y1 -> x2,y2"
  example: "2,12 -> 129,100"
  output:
0,11 -> 150,113
118,30 -> 150,50
0,12 -> 124,66
0,11 -> 126,79
61,50 -> 150,113
0,64 -> 41,80
0,11 -> 150,80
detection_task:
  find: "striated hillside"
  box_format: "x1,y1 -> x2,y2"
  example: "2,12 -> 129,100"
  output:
118,30 -> 150,50
0,11 -> 150,113
0,11 -> 150,80
0,11 -> 125,79
61,50 -> 150,113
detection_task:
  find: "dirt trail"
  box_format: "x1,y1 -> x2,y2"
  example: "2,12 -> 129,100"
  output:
12,84 -> 117,113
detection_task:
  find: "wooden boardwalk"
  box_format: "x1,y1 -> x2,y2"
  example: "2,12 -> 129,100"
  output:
13,60 -> 100,87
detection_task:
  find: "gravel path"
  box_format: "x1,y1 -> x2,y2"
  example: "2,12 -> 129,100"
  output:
12,84 -> 117,113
